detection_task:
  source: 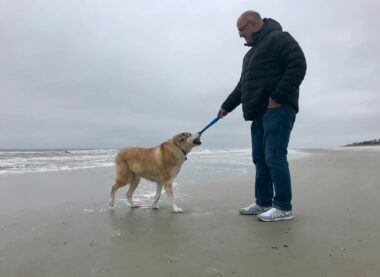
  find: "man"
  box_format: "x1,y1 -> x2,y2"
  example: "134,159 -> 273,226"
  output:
218,11 -> 306,221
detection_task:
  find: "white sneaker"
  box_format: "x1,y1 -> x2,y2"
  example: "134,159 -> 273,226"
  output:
239,202 -> 272,215
257,207 -> 294,222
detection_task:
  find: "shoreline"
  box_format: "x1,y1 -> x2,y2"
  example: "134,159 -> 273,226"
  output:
0,147 -> 308,178
1,148 -> 380,276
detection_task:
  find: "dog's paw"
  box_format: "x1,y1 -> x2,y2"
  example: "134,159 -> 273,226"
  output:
109,201 -> 114,207
131,203 -> 140,208
173,207 -> 183,213
152,204 -> 160,210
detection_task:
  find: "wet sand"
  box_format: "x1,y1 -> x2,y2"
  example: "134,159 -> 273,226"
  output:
0,148 -> 379,277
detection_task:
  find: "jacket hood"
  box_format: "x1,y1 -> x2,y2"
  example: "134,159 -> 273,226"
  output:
246,18 -> 282,47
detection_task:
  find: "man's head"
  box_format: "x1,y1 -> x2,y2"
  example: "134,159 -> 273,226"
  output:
237,10 -> 264,44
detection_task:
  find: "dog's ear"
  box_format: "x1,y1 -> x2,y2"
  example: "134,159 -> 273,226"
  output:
179,133 -> 186,142
172,133 -> 183,143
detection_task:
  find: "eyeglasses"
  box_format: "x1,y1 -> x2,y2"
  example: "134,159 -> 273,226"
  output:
238,21 -> 253,37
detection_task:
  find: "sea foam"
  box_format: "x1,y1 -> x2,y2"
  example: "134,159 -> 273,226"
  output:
0,148 -> 308,177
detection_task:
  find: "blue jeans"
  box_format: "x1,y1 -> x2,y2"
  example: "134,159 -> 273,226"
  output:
251,104 -> 296,211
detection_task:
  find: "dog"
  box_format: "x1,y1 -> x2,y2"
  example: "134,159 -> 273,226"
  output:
109,132 -> 201,213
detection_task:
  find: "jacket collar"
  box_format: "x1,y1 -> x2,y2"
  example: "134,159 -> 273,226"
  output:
244,18 -> 282,47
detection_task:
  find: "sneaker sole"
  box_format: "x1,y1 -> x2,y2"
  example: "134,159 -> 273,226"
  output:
239,209 -> 271,215
257,215 -> 294,222
239,211 -> 261,215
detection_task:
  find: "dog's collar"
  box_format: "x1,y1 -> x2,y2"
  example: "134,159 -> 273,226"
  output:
180,147 -> 187,160
173,142 -> 188,160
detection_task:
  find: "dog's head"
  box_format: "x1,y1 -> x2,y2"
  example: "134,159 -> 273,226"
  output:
172,132 -> 202,152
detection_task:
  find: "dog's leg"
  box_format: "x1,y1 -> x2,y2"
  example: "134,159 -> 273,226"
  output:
164,182 -> 183,213
110,180 -> 127,207
126,175 -> 140,208
152,183 -> 163,209
110,158 -> 130,207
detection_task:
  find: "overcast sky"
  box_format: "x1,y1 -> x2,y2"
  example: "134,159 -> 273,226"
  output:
1,0 -> 379,149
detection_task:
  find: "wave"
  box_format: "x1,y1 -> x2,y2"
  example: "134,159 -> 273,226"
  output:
0,148 -> 308,177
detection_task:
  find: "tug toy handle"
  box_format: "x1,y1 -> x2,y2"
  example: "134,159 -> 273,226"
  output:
199,116 -> 222,134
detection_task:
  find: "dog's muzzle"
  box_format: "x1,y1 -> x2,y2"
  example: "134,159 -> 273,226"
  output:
192,132 -> 202,145
193,138 -> 202,145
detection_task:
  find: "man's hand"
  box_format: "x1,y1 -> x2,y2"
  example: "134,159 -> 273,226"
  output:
218,108 -> 228,117
268,97 -> 282,109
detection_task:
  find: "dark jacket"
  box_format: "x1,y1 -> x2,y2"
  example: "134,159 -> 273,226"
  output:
221,18 -> 307,120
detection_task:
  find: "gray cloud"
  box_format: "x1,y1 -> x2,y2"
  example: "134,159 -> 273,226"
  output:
1,0 -> 379,149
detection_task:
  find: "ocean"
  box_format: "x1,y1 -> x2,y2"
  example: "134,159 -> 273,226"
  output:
0,148 -> 309,177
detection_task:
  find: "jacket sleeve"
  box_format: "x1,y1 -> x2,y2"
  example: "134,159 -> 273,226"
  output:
270,32 -> 307,103
221,76 -> 242,113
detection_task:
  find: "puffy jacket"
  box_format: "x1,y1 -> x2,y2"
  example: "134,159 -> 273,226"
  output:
221,18 -> 307,120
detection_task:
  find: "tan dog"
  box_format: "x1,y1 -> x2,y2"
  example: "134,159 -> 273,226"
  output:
109,132 -> 201,213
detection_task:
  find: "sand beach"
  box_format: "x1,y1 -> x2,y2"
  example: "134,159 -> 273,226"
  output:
0,147 -> 379,277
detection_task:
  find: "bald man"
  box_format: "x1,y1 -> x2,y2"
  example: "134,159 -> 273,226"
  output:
218,11 -> 307,221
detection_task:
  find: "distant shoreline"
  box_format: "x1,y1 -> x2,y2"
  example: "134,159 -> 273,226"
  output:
344,139 -> 380,147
